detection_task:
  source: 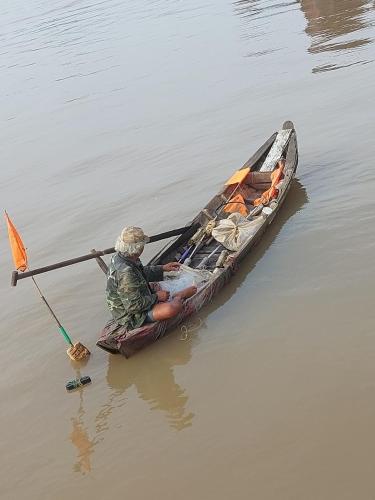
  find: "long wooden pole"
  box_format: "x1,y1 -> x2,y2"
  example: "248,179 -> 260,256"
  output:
11,224 -> 197,286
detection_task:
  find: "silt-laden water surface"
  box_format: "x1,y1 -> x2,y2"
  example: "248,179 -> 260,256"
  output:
1,1 -> 375,498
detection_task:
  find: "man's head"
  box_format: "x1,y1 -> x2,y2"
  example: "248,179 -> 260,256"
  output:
115,227 -> 150,257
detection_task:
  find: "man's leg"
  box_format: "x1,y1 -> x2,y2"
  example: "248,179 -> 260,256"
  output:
150,285 -> 197,322
151,298 -> 183,321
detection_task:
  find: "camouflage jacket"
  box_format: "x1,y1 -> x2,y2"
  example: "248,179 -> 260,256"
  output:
106,253 -> 164,330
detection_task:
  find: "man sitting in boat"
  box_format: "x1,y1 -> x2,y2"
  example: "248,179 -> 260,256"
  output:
106,227 -> 196,330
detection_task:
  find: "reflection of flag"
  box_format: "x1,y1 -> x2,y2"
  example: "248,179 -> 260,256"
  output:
4,211 -> 28,272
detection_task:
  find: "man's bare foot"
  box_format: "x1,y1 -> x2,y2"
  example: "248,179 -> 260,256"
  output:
173,285 -> 197,300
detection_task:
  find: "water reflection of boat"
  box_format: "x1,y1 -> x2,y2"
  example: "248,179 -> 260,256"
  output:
104,338 -> 196,431
201,177 -> 308,315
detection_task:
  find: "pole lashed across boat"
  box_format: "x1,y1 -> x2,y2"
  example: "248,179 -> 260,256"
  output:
97,121 -> 299,357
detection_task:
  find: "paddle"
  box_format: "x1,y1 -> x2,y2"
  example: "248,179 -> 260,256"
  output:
10,224 -> 198,286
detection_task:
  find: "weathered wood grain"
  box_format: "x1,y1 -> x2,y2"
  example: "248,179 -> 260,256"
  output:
260,128 -> 293,172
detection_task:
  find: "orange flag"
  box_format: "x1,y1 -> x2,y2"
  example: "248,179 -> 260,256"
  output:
4,211 -> 28,272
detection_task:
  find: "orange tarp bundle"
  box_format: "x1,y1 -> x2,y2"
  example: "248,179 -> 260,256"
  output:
223,193 -> 248,217
4,211 -> 28,271
225,167 -> 250,186
223,166 -> 250,217
253,164 -> 284,207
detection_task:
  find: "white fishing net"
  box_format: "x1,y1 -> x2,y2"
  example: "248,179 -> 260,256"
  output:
160,264 -> 211,295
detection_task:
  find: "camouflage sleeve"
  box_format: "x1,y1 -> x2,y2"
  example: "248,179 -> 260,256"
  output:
143,265 -> 164,282
117,268 -> 158,313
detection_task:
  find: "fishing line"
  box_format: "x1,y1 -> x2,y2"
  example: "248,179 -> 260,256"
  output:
180,317 -> 203,341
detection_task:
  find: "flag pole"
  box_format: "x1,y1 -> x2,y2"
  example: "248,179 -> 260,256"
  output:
30,276 -> 74,347
4,211 -> 90,361
29,272 -> 90,360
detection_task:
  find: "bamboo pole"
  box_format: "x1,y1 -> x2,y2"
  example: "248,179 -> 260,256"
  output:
11,224 -> 198,286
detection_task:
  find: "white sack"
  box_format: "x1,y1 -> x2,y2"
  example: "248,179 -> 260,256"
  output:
211,213 -> 263,251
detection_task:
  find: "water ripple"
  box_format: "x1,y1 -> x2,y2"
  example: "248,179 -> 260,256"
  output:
233,0 -> 375,73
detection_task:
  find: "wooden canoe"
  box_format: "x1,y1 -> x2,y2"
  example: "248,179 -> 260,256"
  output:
97,121 -> 298,357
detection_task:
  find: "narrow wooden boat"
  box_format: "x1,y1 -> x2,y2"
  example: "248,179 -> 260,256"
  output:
97,121 -> 298,357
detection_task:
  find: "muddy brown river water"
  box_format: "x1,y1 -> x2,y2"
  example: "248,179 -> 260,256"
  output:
1,1 -> 375,499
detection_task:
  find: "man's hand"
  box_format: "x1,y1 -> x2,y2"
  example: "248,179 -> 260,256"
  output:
149,282 -> 161,292
163,262 -> 181,272
156,290 -> 170,302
